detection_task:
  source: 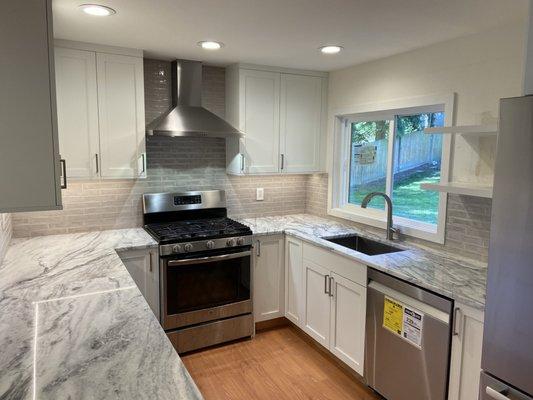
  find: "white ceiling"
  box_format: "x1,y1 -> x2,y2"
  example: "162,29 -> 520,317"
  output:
53,0 -> 528,71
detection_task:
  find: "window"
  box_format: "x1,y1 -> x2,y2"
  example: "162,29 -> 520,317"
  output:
328,95 -> 453,243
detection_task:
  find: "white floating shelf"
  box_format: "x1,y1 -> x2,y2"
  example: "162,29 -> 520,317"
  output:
421,182 -> 493,198
423,124 -> 498,136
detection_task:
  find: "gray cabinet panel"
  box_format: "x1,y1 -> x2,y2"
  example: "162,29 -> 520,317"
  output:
0,0 -> 62,212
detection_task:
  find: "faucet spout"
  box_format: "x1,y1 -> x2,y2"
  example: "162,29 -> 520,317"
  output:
361,192 -> 396,240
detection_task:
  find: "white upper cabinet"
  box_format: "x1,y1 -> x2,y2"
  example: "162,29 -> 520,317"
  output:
241,69 -> 280,174
54,41 -> 146,180
96,53 -> 145,178
0,0 -> 63,213
280,74 -> 323,173
226,65 -> 327,175
55,48 -> 99,179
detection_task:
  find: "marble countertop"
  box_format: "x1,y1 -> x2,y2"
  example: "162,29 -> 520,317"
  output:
0,229 -> 202,400
240,214 -> 488,310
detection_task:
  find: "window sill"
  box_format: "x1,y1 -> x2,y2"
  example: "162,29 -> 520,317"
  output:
328,206 -> 444,244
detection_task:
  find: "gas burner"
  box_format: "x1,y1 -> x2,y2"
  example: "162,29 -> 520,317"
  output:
142,191 -> 253,256
145,217 -> 252,244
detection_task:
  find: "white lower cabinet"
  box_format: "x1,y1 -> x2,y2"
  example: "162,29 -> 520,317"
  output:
329,272 -> 366,374
301,242 -> 367,376
253,235 -> 285,322
118,248 -> 159,320
284,236 -> 304,326
448,302 -> 484,400
303,261 -> 331,347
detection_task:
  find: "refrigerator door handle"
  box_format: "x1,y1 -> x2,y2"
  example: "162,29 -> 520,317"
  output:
486,386 -> 511,400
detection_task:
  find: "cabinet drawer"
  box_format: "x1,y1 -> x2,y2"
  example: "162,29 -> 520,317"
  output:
303,243 -> 367,286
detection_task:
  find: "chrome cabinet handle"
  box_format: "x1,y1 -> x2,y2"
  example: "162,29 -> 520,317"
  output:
486,387 -> 511,400
452,307 -> 462,336
324,274 -> 330,294
280,153 -> 285,170
141,153 -> 146,174
95,153 -> 99,174
256,240 -> 261,257
329,276 -> 334,297
60,159 -> 67,189
149,251 -> 153,272
240,153 -> 245,172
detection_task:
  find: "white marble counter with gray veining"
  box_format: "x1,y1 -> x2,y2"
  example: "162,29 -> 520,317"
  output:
0,229 -> 202,400
240,214 -> 487,310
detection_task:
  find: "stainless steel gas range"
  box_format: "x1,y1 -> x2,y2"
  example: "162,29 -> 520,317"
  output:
142,190 -> 253,353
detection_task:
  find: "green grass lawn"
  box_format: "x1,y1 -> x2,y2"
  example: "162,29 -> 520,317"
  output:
349,166 -> 440,224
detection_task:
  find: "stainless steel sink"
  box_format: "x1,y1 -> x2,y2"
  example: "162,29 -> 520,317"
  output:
323,234 -> 404,256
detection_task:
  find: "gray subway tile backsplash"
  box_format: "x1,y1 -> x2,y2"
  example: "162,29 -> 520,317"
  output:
10,59 -> 492,262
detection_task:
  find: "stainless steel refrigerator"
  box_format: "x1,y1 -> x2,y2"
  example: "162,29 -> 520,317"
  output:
480,95 -> 533,400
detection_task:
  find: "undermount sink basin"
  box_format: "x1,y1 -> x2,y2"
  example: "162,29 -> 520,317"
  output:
323,234 -> 404,256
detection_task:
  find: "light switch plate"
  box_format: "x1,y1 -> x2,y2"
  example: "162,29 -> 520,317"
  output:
256,188 -> 264,201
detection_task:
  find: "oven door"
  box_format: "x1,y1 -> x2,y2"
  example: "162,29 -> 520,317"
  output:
161,249 -> 252,330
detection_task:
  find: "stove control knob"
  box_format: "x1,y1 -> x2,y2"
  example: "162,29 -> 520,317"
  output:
226,238 -> 236,247
236,237 -> 245,246
172,244 -> 182,253
184,243 -> 193,252
206,240 -> 215,250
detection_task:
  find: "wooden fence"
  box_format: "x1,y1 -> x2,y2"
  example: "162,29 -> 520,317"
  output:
350,131 -> 442,186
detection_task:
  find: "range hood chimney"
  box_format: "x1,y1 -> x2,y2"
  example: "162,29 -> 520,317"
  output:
146,60 -> 243,138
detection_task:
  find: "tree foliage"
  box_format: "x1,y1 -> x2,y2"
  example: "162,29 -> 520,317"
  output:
351,120 -> 389,144
351,112 -> 444,143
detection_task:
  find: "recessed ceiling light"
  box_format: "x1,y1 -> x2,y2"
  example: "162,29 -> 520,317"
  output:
79,4 -> 116,16
198,41 -> 223,50
319,45 -> 343,55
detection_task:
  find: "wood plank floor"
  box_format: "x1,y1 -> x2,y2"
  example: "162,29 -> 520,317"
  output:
181,326 -> 381,400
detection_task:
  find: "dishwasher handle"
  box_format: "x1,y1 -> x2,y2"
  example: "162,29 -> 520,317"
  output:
368,280 -> 451,324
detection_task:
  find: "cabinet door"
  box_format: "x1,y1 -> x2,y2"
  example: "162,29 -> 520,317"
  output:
448,303 -> 484,400
329,272 -> 366,375
0,0 -> 62,212
96,53 -> 145,179
303,260 -> 331,348
54,48 -> 100,179
280,74 -> 323,173
253,235 -> 284,322
240,69 -> 280,174
119,249 -> 160,320
285,237 -> 303,326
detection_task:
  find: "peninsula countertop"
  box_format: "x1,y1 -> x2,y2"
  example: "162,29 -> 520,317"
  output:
240,214 -> 487,310
0,229 -> 202,400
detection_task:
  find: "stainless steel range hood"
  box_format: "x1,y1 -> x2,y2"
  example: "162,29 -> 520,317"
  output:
146,60 -> 243,138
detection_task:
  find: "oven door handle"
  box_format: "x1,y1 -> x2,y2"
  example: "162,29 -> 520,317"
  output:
167,251 -> 251,267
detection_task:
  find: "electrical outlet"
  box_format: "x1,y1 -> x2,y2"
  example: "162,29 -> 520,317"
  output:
256,188 -> 264,201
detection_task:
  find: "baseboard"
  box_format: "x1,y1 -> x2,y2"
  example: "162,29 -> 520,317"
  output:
255,317 -> 290,332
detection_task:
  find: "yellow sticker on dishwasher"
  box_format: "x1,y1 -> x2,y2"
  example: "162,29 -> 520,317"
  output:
383,296 -> 404,335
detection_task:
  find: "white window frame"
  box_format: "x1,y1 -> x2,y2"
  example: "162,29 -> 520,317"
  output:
327,93 -> 455,244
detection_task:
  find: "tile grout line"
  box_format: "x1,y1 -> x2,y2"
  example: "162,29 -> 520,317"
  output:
34,285 -> 137,305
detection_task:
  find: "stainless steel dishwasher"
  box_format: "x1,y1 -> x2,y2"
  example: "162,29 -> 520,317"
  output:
365,269 -> 453,400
